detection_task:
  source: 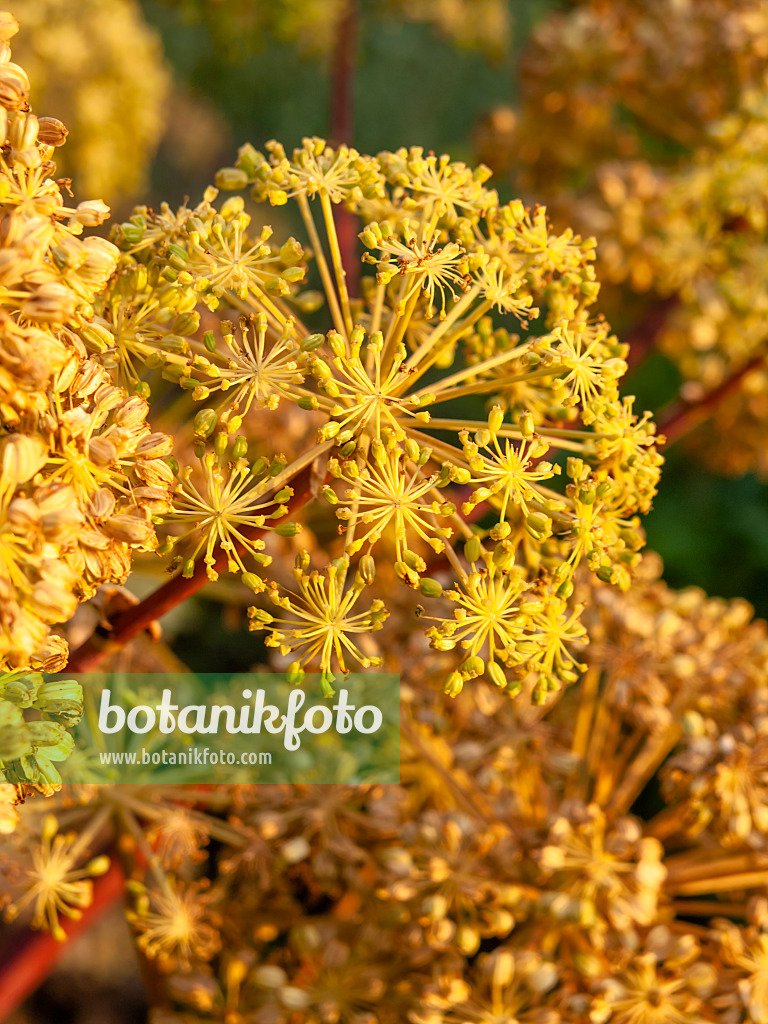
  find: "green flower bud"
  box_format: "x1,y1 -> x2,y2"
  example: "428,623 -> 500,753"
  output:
286,662 -> 305,686
525,512 -> 552,540
359,555 -> 376,584
327,331 -> 346,358
506,678 -> 523,698
460,655 -> 485,679
492,544 -> 515,571
311,357 -> 333,380
173,312 -> 200,336
404,438 -> 420,461
241,573 -> 265,593
215,167 -> 249,190
319,422 -> 340,442
596,480 -> 614,500
302,333 -> 325,352
280,238 -> 304,266
282,266 -> 305,283
465,535 -> 482,563
232,436 -> 249,461
274,522 -> 301,537
419,578 -> 443,599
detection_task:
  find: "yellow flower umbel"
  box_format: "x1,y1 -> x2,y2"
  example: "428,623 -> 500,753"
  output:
0,12 -> 173,671
159,433 -> 300,585
5,812 -> 109,940
107,134 -> 661,695
128,878 -> 221,970
248,553 -> 388,693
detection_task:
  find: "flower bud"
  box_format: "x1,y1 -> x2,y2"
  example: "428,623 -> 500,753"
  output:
488,405 -> 504,434
443,671 -> 464,698
215,167 -> 249,190
273,522 -> 301,537
465,535 -> 482,563
327,331 -> 346,358
418,578 -> 443,599
460,655 -> 485,678
359,555 -> 376,584
525,512 -> 552,540
194,408 -> 218,439
487,661 -> 507,688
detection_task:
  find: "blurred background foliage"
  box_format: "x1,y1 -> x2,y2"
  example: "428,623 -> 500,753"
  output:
25,0 -> 767,643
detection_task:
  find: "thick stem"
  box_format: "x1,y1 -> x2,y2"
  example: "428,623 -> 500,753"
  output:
330,0 -> 357,147
624,295 -> 679,372
329,0 -> 359,299
66,464 -> 317,674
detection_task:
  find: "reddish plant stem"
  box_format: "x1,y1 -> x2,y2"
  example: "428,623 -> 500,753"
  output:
657,349 -> 767,446
66,465 -> 316,674
624,295 -> 678,372
329,0 -> 360,298
0,860 -> 125,1022
330,0 -> 357,147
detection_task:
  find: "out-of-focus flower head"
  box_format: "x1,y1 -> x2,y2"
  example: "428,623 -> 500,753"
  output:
9,0 -> 170,202
494,0 -> 768,478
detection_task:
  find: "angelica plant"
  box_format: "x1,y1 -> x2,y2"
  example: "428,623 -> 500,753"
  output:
87,135 -> 663,697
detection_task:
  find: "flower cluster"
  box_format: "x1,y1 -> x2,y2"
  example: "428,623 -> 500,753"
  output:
0,13 -> 172,674
106,135 -> 661,693
11,554 -> 768,1018
10,0 -> 170,201
501,0 -> 768,476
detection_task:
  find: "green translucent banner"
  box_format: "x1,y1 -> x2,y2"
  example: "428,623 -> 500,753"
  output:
52,672 -> 400,784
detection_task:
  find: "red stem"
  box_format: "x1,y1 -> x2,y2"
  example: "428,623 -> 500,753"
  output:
329,0 -> 359,297
66,465 -> 316,674
657,349 -> 767,446
330,0 -> 357,147
624,295 -> 678,372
